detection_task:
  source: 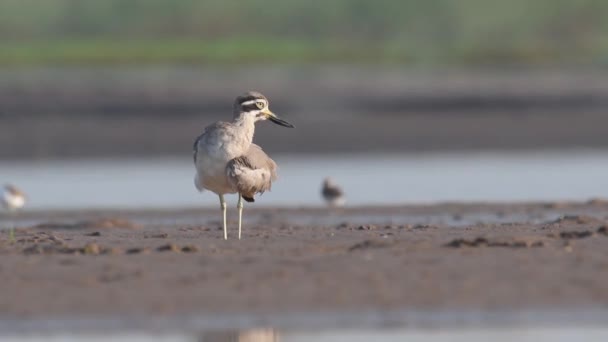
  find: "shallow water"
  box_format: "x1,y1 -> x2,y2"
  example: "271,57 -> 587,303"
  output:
2,150 -> 608,210
5,328 -> 608,342
3,310 -> 608,341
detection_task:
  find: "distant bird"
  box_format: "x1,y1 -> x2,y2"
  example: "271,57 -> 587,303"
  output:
1,184 -> 26,212
193,91 -> 295,240
322,177 -> 345,207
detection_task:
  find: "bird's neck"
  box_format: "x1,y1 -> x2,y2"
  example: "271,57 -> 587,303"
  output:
232,112 -> 256,145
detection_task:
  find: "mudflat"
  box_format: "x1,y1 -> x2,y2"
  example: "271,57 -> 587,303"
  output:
1,202 -> 608,321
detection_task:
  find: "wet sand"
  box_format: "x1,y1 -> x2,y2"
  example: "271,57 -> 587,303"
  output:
1,201 -> 608,328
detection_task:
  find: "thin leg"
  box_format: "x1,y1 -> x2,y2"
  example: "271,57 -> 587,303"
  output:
237,194 -> 244,240
219,194 -> 227,240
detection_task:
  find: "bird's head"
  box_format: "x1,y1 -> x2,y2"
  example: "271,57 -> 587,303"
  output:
323,177 -> 336,187
233,91 -> 295,128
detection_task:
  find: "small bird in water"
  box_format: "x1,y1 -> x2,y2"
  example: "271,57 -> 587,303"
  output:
193,91 -> 295,240
1,184 -> 26,212
322,177 -> 345,207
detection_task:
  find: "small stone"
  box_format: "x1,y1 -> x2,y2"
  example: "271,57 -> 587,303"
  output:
348,239 -> 391,251
126,247 -> 150,255
145,233 -> 168,239
181,245 -> 200,253
157,243 -> 181,253
357,225 -> 377,230
86,232 -> 101,237
83,243 -> 100,255
413,224 -> 434,230
559,231 -> 593,239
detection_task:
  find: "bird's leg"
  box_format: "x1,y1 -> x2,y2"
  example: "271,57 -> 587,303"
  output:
219,194 -> 227,240
237,194 -> 244,240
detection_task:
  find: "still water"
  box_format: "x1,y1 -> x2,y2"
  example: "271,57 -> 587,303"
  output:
3,310 -> 608,341
4,329 -> 608,341
1,150 -> 608,210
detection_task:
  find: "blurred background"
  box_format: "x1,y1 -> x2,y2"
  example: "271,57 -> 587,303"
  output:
2,0 -> 608,209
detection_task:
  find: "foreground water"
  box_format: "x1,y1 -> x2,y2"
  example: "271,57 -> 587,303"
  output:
5,328 -> 608,342
2,309 -> 608,339
1,150 -> 608,210
3,311 -> 608,341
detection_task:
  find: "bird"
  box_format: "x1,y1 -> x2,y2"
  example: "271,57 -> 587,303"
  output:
1,184 -> 26,212
193,91 -> 294,240
322,177 -> 345,207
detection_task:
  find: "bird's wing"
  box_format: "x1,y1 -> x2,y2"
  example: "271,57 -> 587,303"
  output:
226,144 -> 277,198
323,185 -> 343,198
193,122 -> 230,163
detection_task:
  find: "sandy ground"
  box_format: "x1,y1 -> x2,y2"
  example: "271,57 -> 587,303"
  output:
1,201 -> 608,325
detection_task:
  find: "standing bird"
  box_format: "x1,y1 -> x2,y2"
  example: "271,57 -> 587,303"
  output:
322,177 -> 345,207
193,91 -> 295,240
1,184 -> 26,212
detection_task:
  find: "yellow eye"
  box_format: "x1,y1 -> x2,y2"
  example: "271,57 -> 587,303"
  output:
256,102 -> 265,109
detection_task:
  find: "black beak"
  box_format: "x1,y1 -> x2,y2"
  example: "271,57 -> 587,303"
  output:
268,114 -> 295,128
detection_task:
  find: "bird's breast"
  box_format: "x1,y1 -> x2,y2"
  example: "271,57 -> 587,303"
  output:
193,123 -> 253,194
2,193 -> 25,210
194,148 -> 238,195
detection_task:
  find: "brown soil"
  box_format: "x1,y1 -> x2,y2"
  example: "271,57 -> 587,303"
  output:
1,202 -> 608,319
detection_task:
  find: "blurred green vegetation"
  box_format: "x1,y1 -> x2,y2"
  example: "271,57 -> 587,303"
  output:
1,0 -> 608,66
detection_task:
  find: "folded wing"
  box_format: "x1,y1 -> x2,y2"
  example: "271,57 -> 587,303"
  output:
226,144 -> 277,202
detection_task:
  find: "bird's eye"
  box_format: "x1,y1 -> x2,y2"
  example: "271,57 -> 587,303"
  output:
256,102 -> 265,109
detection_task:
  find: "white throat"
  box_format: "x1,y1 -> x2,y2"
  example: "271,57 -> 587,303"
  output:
233,112 -> 257,147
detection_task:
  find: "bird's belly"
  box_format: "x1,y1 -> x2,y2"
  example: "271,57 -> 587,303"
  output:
194,154 -> 236,195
